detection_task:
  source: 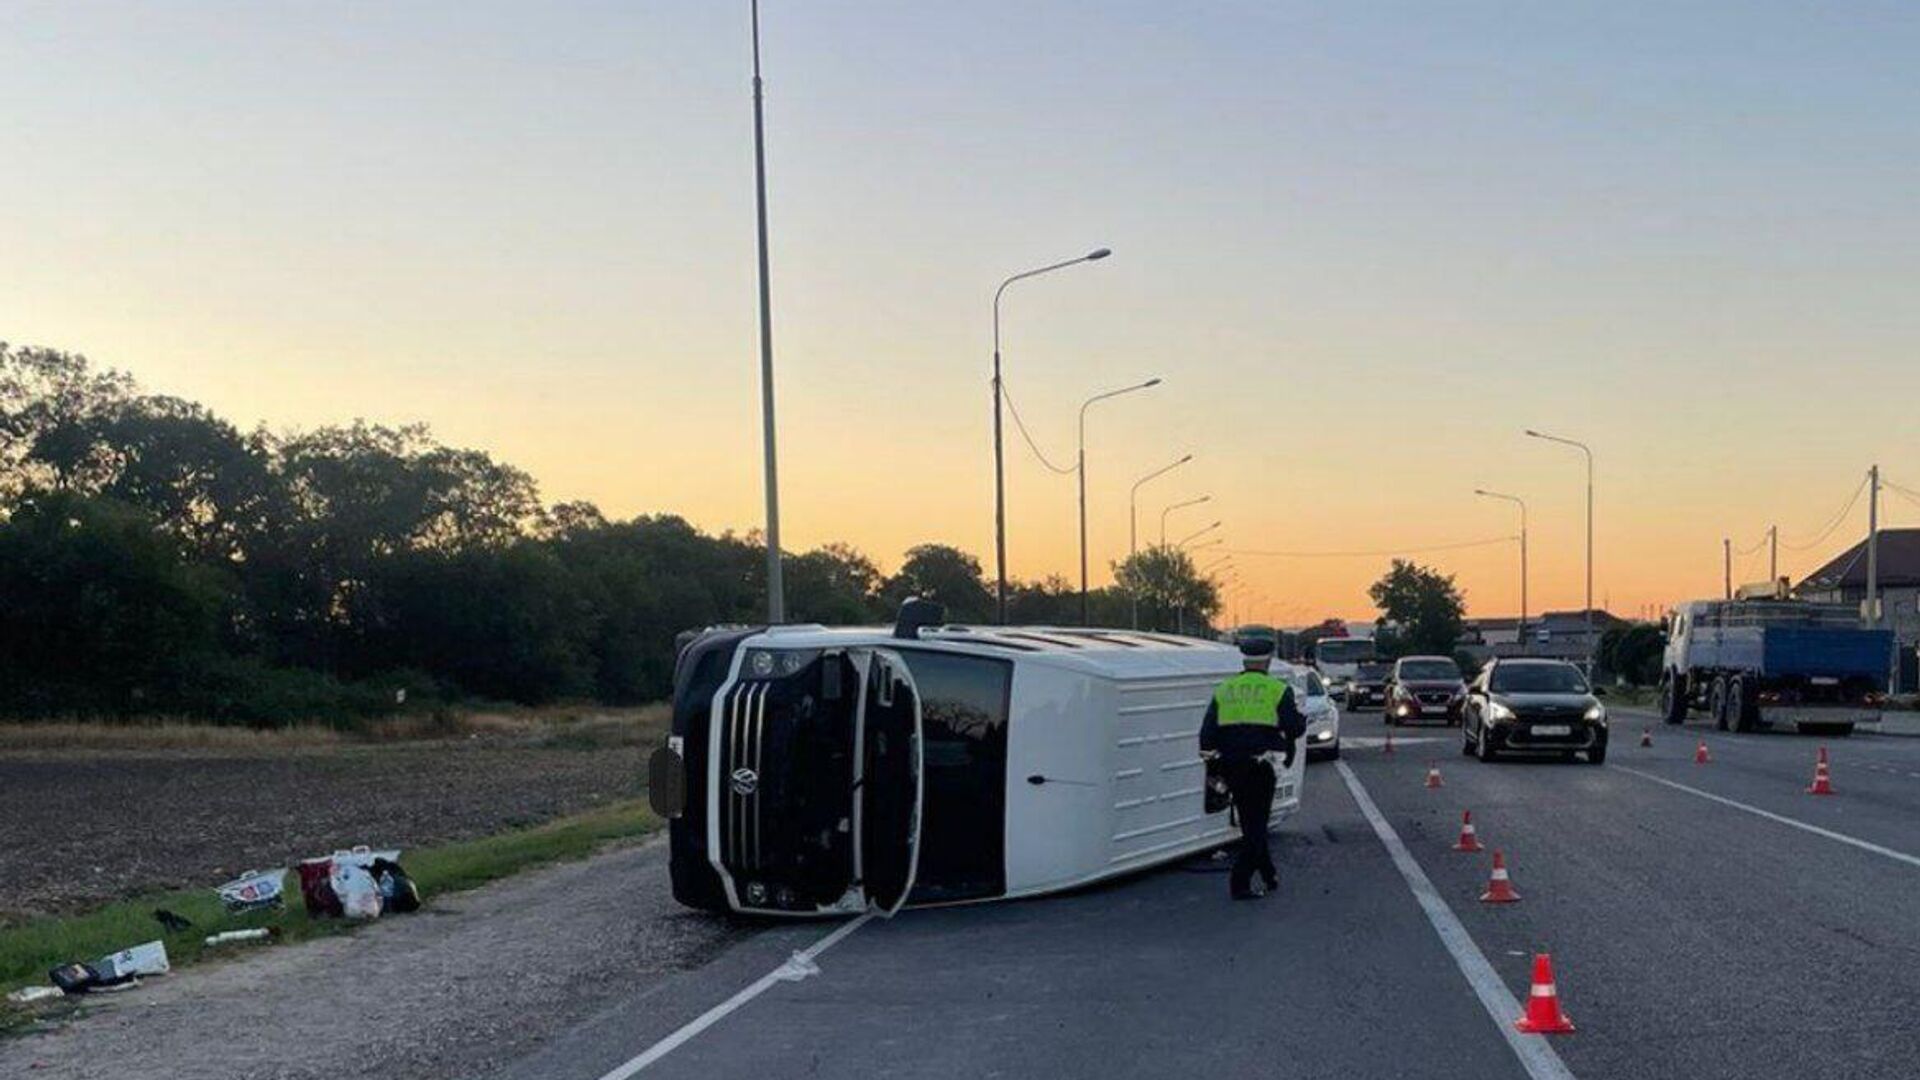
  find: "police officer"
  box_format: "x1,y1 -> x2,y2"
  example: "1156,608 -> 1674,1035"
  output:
1199,638 -> 1306,900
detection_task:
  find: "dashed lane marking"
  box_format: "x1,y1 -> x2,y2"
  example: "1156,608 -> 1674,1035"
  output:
1611,765 -> 1920,871
594,913 -> 874,1078
1335,761 -> 1577,1080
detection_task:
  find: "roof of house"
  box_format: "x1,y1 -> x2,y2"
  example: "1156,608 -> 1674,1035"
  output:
1795,529 -> 1920,593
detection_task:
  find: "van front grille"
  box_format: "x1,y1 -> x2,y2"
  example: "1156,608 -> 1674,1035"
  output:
717,682 -> 769,876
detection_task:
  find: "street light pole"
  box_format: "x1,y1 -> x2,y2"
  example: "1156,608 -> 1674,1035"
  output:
1128,454 -> 1192,629
1526,429 -> 1594,670
992,247 -> 1112,624
1177,520 -> 1222,549
1078,378 -> 1161,626
1160,495 -> 1210,545
749,0 -> 784,622
1474,488 -> 1528,654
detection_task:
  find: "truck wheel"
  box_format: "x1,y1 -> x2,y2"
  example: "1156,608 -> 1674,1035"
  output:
1728,677 -> 1755,734
1659,673 -> 1688,725
1710,676 -> 1730,732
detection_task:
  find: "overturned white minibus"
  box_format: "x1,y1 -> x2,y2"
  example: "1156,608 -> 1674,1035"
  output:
648,601 -> 1307,917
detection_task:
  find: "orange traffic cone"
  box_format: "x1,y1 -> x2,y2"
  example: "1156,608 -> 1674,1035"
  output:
1453,810 -> 1484,853
1694,739 -> 1711,765
1639,728 -> 1652,748
1480,850 -> 1520,903
1514,953 -> 1576,1034
1425,764 -> 1444,789
1383,729 -> 1395,755
1807,747 -> 1835,796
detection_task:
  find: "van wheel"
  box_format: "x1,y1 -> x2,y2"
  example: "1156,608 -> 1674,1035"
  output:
1660,673 -> 1688,725
1710,676 -> 1730,731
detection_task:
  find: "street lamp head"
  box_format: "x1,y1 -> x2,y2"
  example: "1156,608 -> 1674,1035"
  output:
1524,429 -> 1543,438
1179,453 -> 1193,463
1086,248 -> 1112,261
1144,377 -> 1163,388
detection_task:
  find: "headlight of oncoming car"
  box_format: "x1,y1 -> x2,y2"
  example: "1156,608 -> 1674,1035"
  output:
1584,702 -> 1607,723
742,648 -> 822,679
1486,701 -> 1515,722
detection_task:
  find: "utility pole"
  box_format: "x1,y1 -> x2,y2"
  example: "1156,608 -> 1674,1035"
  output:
749,0 -> 784,623
1769,525 -> 1779,586
1723,538 -> 1732,600
1867,465 -> 1881,626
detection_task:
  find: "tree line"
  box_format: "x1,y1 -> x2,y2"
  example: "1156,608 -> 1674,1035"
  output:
0,344 -> 1220,725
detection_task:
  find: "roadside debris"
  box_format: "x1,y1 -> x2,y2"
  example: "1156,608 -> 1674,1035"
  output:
46,941 -> 169,996
299,847 -> 421,919
153,908 -> 194,933
204,928 -> 278,947
216,868 -> 287,914
6,986 -> 64,1006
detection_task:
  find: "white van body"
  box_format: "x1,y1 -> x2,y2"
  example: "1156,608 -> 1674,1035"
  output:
658,623 -> 1308,916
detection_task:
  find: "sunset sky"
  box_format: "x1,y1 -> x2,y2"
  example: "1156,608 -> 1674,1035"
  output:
6,2 -> 1920,623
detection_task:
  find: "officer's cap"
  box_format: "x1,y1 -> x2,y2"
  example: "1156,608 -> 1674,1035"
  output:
1237,638 -> 1275,660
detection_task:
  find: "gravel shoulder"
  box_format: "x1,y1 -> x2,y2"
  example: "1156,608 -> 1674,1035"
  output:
0,839 -> 753,1080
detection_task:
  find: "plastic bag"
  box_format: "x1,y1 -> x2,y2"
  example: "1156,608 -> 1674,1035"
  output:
331,862 -> 383,919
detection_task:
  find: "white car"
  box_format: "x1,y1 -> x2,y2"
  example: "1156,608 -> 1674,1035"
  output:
1274,662 -> 1341,760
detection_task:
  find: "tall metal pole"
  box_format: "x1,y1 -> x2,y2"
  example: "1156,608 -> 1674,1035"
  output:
1526,430 -> 1594,671
991,248 -> 1112,624
1474,489 -> 1527,654
749,0 -> 784,622
1723,538 -> 1732,600
1769,525 -> 1778,586
1077,379 -> 1161,626
1128,454 -> 1192,629
1867,464 -> 1881,626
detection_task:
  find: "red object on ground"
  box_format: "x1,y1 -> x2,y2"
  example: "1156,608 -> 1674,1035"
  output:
1639,728 -> 1653,748
1695,740 -> 1711,765
1425,764 -> 1444,789
1453,810 -> 1483,852
1480,850 -> 1520,903
1807,746 -> 1835,795
1514,953 -> 1576,1034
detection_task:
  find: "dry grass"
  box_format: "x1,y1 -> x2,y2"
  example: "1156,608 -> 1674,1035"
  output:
0,703 -> 672,753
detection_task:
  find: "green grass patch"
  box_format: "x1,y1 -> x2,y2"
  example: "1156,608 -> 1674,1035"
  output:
1,799 -> 659,1010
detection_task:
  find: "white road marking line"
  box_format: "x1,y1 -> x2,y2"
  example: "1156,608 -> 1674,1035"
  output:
1612,765 -> 1920,870
1335,762 -> 1576,1080
595,913 -> 874,1078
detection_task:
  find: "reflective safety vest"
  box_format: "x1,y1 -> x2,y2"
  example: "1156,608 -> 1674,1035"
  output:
1213,671 -> 1288,727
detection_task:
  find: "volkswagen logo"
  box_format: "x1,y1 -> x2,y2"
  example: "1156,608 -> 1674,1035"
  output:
730,767 -> 759,796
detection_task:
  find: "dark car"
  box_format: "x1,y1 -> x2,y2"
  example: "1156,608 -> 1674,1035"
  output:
1462,658 -> 1609,764
1345,661 -> 1392,710
1386,656 -> 1466,726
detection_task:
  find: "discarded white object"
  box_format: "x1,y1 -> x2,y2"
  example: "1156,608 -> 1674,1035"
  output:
331,862 -> 383,919
7,985 -> 64,1005
216,868 -> 287,913
204,928 -> 274,947
772,951 -> 820,983
95,940 -> 170,980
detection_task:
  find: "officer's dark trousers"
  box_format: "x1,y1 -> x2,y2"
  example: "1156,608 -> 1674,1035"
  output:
1219,755 -> 1277,896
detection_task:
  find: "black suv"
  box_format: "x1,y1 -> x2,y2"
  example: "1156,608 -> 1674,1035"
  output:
1386,656 -> 1466,726
1462,658 -> 1609,764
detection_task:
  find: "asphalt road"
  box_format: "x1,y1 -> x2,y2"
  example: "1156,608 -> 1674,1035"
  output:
474,707 -> 1920,1080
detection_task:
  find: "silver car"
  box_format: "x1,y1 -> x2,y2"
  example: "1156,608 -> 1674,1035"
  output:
1273,662 -> 1341,760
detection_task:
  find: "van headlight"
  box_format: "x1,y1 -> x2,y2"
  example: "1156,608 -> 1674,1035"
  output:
743,649 -> 821,679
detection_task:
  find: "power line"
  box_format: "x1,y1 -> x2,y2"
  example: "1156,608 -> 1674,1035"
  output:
997,380 -> 1075,475
1226,535 -> 1517,559
1780,474 -> 1868,551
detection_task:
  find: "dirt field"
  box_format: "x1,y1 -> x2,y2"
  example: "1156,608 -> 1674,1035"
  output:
0,709 -> 666,922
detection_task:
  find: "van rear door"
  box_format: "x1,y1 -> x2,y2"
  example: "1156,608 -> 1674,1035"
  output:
853,648 -> 924,915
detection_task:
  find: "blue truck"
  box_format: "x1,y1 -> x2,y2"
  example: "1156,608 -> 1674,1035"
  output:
1658,599 -> 1892,735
